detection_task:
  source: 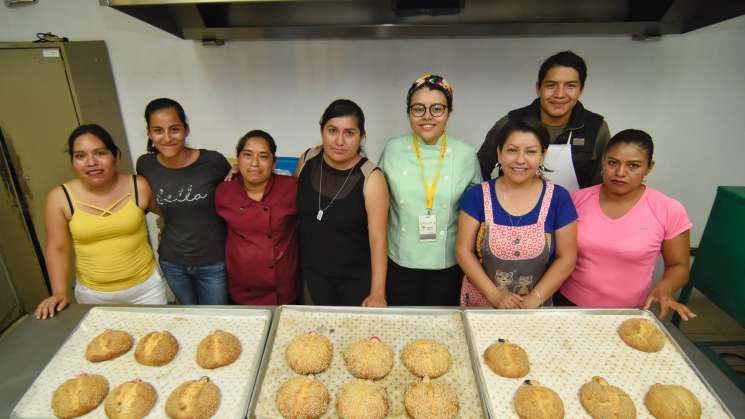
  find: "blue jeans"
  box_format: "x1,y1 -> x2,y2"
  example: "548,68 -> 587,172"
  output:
159,259 -> 229,305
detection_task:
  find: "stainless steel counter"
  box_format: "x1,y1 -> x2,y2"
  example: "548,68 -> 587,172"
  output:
1,304 -> 744,417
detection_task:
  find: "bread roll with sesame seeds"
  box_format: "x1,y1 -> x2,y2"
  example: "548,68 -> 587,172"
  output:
196,330 -> 242,369
401,339 -> 451,378
86,329 -> 133,363
579,376 -> 636,419
135,331 -> 179,366
343,337 -> 394,380
105,379 -> 157,419
404,377 -> 458,419
285,332 -> 333,374
644,384 -> 701,419
336,379 -> 388,419
165,377 -> 220,419
484,339 -> 530,378
276,376 -> 329,419
51,374 -> 109,419
618,318 -> 666,353
514,380 -> 564,419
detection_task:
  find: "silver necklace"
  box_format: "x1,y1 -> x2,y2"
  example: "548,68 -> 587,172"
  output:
506,212 -> 524,228
317,156 -> 355,221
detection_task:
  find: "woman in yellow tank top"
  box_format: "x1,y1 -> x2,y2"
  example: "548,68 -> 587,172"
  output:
35,124 -> 167,319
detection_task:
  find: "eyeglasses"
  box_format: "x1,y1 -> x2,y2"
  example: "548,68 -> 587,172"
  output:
408,103 -> 448,118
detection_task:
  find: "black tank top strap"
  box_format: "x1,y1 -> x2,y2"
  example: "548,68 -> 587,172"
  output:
132,174 -> 139,207
60,184 -> 74,215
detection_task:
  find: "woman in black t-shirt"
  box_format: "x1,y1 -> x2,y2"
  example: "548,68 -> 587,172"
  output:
136,98 -> 230,305
295,99 -> 390,306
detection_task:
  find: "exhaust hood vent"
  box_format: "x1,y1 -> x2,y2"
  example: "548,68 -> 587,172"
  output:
393,0 -> 465,17
100,0 -> 745,42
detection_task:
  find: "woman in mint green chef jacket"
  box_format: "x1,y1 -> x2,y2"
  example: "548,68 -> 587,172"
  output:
379,74 -> 481,305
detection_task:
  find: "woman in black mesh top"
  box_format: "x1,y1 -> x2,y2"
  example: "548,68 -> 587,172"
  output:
295,99 -> 390,306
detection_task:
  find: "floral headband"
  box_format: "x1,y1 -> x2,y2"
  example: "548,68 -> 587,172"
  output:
406,73 -> 453,108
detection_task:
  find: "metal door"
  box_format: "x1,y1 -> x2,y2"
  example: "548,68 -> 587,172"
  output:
0,127 -> 36,328
0,47 -> 80,312
0,47 -> 79,250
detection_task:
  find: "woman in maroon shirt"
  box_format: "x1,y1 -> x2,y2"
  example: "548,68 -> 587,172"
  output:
215,130 -> 299,304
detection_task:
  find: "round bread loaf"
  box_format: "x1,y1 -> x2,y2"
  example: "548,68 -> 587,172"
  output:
51,373 -> 109,419
336,379 -> 388,419
401,339 -> 451,378
343,337 -> 394,380
285,332 -> 333,374
514,380 -> 564,419
276,376 -> 329,419
484,339 -> 530,378
617,318 -> 666,353
165,377 -> 220,419
404,377 -> 459,419
197,329 -> 242,369
135,331 -> 179,366
644,383 -> 701,419
579,376 -> 636,419
86,329 -> 134,363
105,379 -> 157,419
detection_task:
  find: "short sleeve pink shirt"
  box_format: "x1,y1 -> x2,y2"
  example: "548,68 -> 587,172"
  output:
560,185 -> 692,307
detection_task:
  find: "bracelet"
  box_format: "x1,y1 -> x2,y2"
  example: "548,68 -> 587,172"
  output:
533,289 -> 543,306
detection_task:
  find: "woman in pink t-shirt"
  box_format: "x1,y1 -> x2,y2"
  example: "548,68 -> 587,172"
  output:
557,129 -> 696,320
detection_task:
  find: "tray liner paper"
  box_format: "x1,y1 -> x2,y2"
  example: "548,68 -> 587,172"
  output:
12,307 -> 269,419
252,307 -> 486,418
465,310 -> 731,418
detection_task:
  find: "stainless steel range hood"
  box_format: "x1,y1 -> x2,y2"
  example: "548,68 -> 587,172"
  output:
100,0 -> 745,42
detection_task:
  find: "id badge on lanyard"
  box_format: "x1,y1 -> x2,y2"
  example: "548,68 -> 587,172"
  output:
412,133 -> 447,242
418,213 -> 437,241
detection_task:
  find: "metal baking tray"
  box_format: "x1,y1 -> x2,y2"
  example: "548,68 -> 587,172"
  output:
463,308 -> 734,418
11,306 -> 272,419
248,305 -> 488,418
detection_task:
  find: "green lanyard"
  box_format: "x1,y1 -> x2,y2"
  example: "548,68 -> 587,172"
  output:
412,132 -> 448,212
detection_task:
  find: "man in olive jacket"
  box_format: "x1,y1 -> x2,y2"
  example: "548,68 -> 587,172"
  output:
478,51 -> 610,188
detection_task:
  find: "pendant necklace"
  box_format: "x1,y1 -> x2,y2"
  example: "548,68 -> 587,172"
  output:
317,156 -> 355,221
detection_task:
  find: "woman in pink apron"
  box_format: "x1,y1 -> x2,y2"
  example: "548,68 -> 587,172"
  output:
456,118 -> 578,308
